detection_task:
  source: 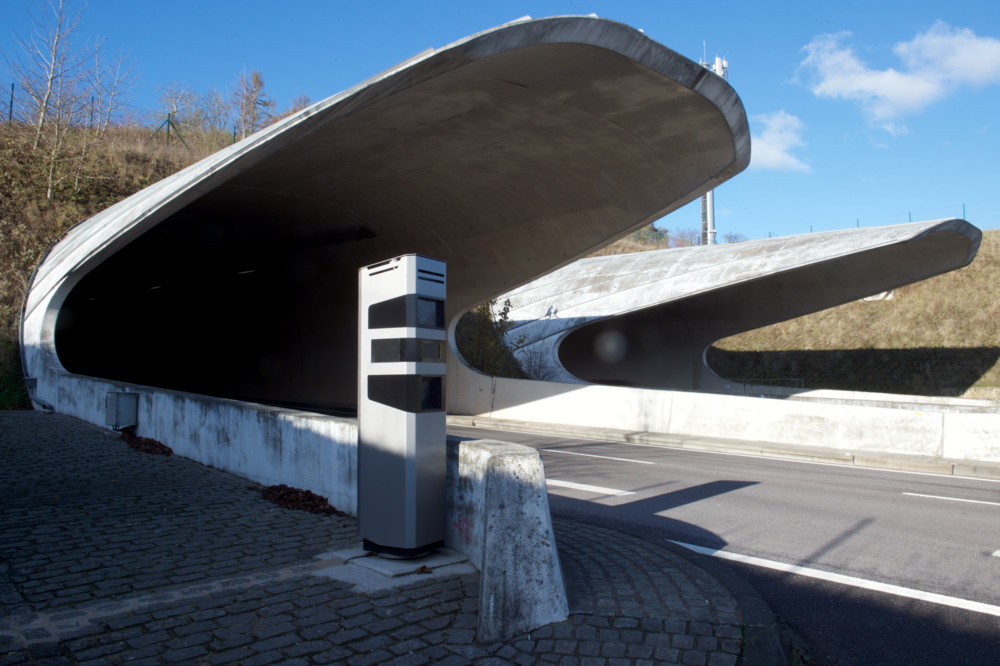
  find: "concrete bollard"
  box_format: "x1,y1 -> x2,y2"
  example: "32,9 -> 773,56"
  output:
445,437 -> 568,642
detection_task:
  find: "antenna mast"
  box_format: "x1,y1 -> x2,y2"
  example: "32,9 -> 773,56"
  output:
699,53 -> 728,245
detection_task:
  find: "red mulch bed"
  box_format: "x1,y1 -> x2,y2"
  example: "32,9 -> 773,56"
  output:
260,484 -> 347,516
121,427 -> 173,455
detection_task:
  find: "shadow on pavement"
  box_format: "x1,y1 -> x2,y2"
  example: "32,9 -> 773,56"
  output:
723,560 -> 1000,666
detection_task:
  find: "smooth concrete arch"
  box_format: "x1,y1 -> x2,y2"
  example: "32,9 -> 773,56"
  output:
498,219 -> 982,391
22,15 -> 749,415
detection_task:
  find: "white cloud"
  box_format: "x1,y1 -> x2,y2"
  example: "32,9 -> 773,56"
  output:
799,22 -> 1000,130
750,110 -> 810,172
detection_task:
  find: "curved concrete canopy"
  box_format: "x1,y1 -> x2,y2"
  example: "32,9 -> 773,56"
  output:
21,16 -> 749,414
498,219 -> 981,391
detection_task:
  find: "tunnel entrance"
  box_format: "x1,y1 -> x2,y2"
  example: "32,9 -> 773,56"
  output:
558,305 -> 698,390
55,203 -> 367,415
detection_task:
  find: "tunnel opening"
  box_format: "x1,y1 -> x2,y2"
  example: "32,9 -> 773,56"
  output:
44,32 -> 749,414
54,203 -> 371,415
558,305 -> 698,390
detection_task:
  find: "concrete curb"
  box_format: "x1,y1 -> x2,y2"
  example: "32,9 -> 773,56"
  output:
447,415 -> 1000,480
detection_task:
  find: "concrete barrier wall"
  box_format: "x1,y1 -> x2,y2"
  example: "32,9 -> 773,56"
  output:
448,365 -> 1000,462
35,372 -> 360,513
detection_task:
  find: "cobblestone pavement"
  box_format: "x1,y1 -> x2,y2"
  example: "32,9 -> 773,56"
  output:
1,411 -> 781,665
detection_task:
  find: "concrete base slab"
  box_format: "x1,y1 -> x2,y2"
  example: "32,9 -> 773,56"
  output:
313,545 -> 475,591
332,546 -> 470,577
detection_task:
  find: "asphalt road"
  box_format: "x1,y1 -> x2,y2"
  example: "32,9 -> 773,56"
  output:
449,425 -> 1000,665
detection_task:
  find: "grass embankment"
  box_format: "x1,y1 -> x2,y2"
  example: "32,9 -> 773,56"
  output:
712,232 -> 1000,397
0,122 -> 215,408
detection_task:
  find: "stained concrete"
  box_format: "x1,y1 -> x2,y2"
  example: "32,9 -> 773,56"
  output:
445,438 -> 568,641
22,15 -> 748,418
494,219 -> 981,391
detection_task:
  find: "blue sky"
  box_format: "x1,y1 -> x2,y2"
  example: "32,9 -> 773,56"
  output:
3,0 -> 999,241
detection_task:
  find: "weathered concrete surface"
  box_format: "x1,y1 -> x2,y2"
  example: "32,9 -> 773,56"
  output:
22,15 -> 749,421
494,219 -> 981,391
28,374 -> 361,511
445,438 -> 568,641
447,374 -> 1000,463
440,218 -> 997,465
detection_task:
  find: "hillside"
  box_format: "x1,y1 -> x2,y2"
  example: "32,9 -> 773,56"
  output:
0,123 -> 209,407
710,230 -> 1000,398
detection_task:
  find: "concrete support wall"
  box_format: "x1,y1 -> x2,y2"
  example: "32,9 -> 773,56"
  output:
448,365 -> 1000,463
33,372 -> 360,513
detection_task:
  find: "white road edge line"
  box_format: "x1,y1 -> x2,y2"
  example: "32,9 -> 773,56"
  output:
615,440 -> 1000,484
546,479 -> 636,496
450,424 -> 1000,483
902,492 -> 1000,507
542,448 -> 655,465
669,540 -> 1000,618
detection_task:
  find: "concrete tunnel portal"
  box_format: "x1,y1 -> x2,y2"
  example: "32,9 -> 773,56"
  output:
42,17 -> 751,414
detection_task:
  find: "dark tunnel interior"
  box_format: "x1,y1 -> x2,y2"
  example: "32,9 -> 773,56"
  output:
54,201 -> 368,414
48,39 -> 748,414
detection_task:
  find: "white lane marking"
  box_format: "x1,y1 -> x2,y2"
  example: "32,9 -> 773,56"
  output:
452,424 -> 1000,484
617,439 -> 1000,484
546,479 -> 635,496
670,540 -> 1000,618
903,492 -> 1000,507
542,448 -> 655,465
993,551 -> 1000,558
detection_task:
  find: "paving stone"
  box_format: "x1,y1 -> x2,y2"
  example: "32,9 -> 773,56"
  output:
347,649 -> 394,666
628,643 -> 654,659
683,650 -> 709,665
655,645 -> 681,661
708,652 -> 739,666
161,644 -> 210,663
201,646 -> 256,665
0,411 -> 783,666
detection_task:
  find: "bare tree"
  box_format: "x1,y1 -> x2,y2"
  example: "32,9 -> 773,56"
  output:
157,82 -> 198,126
4,0 -> 138,199
722,231 -> 748,243
232,69 -> 273,139
5,0 -> 86,151
268,94 -> 312,125
92,41 -> 137,136
672,228 -> 702,247
198,86 -> 232,133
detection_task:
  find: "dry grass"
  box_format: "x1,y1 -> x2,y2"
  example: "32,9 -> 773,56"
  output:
0,122 -> 211,405
711,231 -> 1000,396
588,226 -> 678,256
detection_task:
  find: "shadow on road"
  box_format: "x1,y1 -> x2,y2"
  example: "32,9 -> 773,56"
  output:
723,560 -> 1000,666
550,487 -> 998,665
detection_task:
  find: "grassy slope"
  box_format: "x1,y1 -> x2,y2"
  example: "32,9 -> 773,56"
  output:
711,231 -> 1000,397
0,123 -> 213,408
